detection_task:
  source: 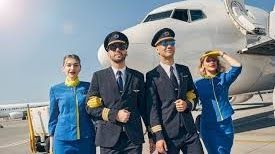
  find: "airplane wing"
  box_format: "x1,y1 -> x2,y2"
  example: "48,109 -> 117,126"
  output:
239,37 -> 275,56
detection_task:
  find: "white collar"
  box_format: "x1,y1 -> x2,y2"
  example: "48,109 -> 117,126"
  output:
111,66 -> 126,77
160,62 -> 178,79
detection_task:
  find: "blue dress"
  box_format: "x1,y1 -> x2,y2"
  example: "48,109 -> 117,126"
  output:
48,81 -> 96,154
195,66 -> 242,154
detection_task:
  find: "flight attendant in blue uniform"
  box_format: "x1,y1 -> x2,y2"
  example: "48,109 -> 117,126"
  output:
48,54 -> 96,154
195,50 -> 242,154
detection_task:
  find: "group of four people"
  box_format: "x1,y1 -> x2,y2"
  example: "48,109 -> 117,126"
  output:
48,28 -> 242,154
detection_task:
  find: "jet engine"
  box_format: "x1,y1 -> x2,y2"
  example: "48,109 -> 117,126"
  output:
229,94 -> 254,104
9,111 -> 24,119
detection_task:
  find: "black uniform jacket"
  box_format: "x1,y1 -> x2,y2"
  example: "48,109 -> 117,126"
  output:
86,67 -> 148,147
146,64 -> 198,142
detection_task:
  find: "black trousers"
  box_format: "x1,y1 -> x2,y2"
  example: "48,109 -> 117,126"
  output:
166,132 -> 204,154
100,132 -> 142,154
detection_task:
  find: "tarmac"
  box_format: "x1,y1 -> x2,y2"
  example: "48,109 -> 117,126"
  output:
0,93 -> 274,154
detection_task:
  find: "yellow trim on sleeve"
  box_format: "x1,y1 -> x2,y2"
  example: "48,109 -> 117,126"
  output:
87,96 -> 102,108
187,90 -> 196,103
102,108 -> 110,121
151,125 -> 162,133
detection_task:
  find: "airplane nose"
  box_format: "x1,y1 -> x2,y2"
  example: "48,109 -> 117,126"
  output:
123,24 -> 156,44
97,24 -> 154,69
97,23 -> 168,71
97,44 -> 110,68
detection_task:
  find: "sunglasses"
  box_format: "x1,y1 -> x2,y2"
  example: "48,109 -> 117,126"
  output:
205,57 -> 217,63
159,40 -> 175,47
108,43 -> 127,51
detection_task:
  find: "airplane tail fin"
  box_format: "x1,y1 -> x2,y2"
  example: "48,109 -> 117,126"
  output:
269,5 -> 275,39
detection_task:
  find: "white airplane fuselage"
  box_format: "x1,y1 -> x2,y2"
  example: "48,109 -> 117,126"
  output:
98,0 -> 275,96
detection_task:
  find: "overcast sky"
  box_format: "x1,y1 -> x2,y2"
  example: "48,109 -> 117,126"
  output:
0,0 -> 274,104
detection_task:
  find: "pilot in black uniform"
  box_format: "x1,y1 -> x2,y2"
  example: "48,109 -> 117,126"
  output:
146,28 -> 204,154
86,31 -> 150,154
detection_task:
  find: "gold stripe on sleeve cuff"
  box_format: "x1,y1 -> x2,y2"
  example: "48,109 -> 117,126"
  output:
102,108 -> 110,121
151,125 -> 162,133
87,96 -> 102,108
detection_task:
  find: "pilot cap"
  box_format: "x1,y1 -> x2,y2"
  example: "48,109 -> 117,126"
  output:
151,28 -> 175,47
104,31 -> 129,51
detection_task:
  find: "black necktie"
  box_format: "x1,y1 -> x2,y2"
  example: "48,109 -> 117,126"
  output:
117,71 -> 123,92
170,66 -> 178,88
171,66 -> 185,127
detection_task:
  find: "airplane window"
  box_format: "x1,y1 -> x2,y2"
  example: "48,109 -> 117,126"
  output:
190,10 -> 205,21
172,9 -> 189,22
143,10 -> 173,23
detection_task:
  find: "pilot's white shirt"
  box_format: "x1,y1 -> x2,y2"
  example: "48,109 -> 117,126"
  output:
111,66 -> 126,87
160,62 -> 180,84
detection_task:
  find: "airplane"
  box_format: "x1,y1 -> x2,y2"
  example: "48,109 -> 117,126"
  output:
0,102 -> 49,119
97,0 -> 275,115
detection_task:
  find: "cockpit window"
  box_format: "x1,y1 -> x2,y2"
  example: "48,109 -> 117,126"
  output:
143,9 -> 206,23
172,9 -> 188,22
190,10 -> 205,21
143,10 -> 172,23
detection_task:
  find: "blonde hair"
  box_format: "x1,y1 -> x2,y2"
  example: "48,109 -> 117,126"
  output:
198,50 -> 225,77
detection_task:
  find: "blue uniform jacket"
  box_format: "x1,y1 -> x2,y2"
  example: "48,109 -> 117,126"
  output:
48,81 -> 95,141
195,66 -> 242,122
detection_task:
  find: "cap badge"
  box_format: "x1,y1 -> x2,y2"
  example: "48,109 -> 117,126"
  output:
113,34 -> 119,39
164,31 -> 169,37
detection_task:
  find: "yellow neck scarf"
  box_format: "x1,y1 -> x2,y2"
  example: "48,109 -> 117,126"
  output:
203,73 -> 218,79
65,77 -> 80,87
